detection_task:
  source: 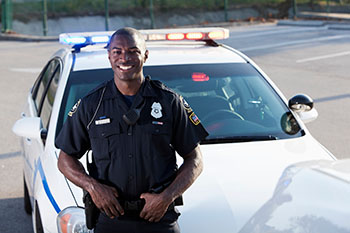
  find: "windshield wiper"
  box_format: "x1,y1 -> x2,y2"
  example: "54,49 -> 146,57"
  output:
201,135 -> 278,144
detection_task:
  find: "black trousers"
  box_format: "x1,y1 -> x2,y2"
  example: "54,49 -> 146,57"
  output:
94,209 -> 181,233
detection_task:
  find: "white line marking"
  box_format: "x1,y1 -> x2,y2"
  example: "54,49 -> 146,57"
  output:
238,35 -> 349,52
296,51 -> 350,63
10,68 -> 42,73
230,26 -> 327,39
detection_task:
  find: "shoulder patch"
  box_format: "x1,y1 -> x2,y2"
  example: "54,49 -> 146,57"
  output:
68,99 -> 81,117
179,96 -> 201,125
189,112 -> 201,125
180,96 -> 193,114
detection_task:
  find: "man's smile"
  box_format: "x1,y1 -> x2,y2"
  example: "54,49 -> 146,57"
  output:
117,65 -> 134,71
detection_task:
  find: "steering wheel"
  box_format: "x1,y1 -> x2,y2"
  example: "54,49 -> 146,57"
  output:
202,109 -> 244,123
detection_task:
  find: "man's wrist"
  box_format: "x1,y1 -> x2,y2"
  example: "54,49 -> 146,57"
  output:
83,175 -> 98,193
160,189 -> 177,205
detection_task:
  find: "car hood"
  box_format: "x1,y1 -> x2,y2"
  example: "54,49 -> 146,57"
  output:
238,159 -> 350,233
177,135 -> 335,233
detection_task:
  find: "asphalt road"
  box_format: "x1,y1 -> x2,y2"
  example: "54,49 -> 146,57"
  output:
0,23 -> 349,232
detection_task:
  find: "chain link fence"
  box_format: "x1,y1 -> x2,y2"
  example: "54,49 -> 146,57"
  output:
1,0 -> 350,35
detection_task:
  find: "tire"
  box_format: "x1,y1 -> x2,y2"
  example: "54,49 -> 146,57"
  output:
24,175 -> 32,215
34,201 -> 44,233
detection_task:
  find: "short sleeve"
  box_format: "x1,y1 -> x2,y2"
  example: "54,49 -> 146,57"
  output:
171,95 -> 209,157
55,99 -> 91,159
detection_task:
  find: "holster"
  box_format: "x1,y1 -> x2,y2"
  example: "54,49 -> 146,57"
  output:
83,190 -> 100,230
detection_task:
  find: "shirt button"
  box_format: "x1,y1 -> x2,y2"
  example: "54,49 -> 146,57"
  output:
128,154 -> 133,158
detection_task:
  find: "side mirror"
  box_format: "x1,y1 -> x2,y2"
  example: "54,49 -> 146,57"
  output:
12,117 -> 47,140
288,94 -> 318,124
288,94 -> 314,112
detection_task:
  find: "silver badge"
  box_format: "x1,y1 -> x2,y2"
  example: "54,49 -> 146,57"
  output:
151,102 -> 162,119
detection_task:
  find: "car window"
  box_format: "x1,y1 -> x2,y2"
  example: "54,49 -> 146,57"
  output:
56,63 -> 303,141
32,59 -> 60,114
40,64 -> 60,130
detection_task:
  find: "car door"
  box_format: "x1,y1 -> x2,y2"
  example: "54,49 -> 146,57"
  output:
22,58 -> 61,200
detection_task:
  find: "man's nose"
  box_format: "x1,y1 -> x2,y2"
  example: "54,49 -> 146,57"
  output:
120,51 -> 130,61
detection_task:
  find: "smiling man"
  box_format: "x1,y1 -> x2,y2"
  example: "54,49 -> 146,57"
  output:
56,27 -> 208,233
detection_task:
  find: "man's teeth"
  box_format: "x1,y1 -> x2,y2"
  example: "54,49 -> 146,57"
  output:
119,65 -> 132,70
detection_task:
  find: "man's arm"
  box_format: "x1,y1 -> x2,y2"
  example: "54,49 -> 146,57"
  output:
57,151 -> 124,218
140,145 -> 203,222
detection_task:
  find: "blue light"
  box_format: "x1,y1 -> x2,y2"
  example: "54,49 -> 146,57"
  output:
91,35 -> 110,43
61,36 -> 87,45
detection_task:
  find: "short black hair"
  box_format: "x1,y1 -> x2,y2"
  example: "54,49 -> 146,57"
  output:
106,27 -> 146,51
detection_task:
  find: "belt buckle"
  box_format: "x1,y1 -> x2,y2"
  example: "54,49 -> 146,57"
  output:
125,200 -> 139,211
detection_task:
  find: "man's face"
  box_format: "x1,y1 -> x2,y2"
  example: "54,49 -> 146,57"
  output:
108,34 -> 148,82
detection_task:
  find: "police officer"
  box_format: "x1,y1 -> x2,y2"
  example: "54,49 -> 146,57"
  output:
56,27 -> 208,233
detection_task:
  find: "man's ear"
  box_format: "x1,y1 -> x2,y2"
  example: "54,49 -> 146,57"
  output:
107,49 -> 110,60
144,50 -> 149,62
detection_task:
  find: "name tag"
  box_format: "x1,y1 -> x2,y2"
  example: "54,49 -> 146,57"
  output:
95,118 -> 111,125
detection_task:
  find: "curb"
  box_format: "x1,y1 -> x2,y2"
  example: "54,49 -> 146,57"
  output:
0,33 -> 58,42
298,11 -> 350,21
327,22 -> 350,30
277,20 -> 326,27
277,19 -> 350,30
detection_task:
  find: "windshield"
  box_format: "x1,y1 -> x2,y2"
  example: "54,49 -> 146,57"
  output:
56,63 -> 303,142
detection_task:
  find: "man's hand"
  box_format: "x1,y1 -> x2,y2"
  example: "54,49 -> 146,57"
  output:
139,192 -> 172,222
88,181 -> 124,219
139,145 -> 203,222
57,151 -> 124,219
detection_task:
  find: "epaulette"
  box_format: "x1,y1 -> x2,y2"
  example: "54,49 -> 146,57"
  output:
85,80 -> 109,98
149,78 -> 176,95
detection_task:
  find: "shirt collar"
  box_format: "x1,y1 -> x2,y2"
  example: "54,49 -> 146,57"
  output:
103,75 -> 157,100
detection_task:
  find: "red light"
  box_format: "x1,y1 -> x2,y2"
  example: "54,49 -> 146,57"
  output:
167,33 -> 185,40
186,32 -> 204,40
192,72 -> 209,82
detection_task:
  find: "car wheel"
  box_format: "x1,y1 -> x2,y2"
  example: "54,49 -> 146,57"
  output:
34,201 -> 44,233
24,175 -> 32,215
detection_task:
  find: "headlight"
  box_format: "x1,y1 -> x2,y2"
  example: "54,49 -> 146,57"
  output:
57,207 -> 92,233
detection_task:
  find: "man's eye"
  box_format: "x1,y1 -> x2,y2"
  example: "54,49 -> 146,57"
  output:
113,50 -> 121,55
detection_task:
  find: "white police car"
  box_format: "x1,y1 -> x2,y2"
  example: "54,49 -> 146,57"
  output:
12,28 -> 336,233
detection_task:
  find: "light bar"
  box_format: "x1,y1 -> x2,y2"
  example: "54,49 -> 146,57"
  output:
208,30 -> 229,40
60,35 -> 87,45
59,32 -> 111,46
186,32 -> 204,40
91,35 -> 110,43
167,33 -> 185,41
142,28 -> 229,41
59,28 -> 229,48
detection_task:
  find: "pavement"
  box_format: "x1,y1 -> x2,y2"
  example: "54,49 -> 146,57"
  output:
0,32 -> 58,42
1,12 -> 350,42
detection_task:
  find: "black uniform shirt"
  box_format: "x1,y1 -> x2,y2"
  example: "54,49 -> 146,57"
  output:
56,76 -> 208,200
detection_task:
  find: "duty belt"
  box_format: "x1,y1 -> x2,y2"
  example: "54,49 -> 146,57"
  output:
119,199 -> 175,217
120,199 -> 145,212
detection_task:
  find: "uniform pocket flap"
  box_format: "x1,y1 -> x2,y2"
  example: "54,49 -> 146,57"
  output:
89,123 -> 121,138
144,123 -> 170,135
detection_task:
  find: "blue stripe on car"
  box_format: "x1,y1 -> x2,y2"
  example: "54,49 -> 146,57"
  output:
37,159 -> 61,213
